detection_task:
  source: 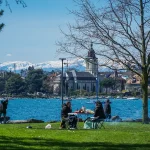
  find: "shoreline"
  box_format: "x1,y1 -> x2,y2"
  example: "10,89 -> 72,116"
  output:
5,117 -> 149,124
0,96 -> 144,100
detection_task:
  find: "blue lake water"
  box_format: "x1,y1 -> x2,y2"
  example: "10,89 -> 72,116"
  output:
6,98 -> 150,122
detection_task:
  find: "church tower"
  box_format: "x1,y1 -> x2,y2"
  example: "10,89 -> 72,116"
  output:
85,42 -> 98,76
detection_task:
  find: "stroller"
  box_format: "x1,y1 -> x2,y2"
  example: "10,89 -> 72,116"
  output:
68,113 -> 78,129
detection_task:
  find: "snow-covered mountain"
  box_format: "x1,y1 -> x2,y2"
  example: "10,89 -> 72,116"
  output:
0,58 -> 115,73
0,59 -> 86,72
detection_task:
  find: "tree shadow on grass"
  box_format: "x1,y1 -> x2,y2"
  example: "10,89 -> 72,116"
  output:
0,136 -> 150,150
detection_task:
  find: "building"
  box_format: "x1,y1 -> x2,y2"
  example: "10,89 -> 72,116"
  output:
125,74 -> 141,93
53,42 -> 144,95
53,43 -> 98,95
85,42 -> 98,76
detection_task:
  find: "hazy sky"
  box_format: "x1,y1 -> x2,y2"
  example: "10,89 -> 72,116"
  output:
0,0 -> 76,63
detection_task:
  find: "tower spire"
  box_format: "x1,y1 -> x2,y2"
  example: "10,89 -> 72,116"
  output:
86,42 -> 98,76
91,41 -> 93,50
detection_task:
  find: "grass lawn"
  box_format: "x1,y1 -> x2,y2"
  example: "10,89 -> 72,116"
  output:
0,122 -> 150,150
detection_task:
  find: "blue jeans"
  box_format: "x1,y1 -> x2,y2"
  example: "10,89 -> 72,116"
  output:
105,114 -> 111,119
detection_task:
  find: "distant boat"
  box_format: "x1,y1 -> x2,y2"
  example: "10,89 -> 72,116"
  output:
86,100 -> 96,104
122,97 -> 128,99
105,96 -> 112,99
86,100 -> 112,104
116,96 -> 121,99
76,97 -> 86,100
63,97 -> 72,101
127,97 -> 139,100
54,97 -> 60,99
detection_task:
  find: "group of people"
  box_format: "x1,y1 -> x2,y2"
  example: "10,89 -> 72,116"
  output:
0,99 -> 8,124
1,98 -> 111,126
60,99 -> 111,129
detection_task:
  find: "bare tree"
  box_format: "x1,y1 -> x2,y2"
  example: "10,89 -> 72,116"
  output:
57,0 -> 150,123
0,0 -> 26,31
0,9 -> 4,31
0,0 -> 26,12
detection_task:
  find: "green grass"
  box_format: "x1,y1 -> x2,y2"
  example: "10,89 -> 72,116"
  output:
0,122 -> 150,150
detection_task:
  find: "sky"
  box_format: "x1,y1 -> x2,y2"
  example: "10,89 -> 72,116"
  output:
0,0 -> 76,63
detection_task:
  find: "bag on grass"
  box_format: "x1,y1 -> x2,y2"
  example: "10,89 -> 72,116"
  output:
83,120 -> 93,129
45,124 -> 52,129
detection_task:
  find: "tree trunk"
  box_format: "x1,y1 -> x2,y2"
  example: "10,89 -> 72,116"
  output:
140,0 -> 149,124
141,72 -> 149,124
106,87 -> 108,94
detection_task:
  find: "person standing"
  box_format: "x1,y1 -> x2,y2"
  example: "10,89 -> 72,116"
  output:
0,99 -> 8,124
104,99 -> 111,120
60,102 -> 72,128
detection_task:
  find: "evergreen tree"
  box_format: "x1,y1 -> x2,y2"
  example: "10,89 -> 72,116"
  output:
25,69 -> 46,94
5,73 -> 26,95
100,78 -> 115,94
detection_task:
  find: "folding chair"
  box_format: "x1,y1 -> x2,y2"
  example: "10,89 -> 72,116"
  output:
67,113 -> 78,129
84,118 -> 105,129
92,119 -> 105,129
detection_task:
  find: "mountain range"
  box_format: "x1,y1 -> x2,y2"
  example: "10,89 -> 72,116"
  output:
0,59 -> 114,73
0,59 -> 85,73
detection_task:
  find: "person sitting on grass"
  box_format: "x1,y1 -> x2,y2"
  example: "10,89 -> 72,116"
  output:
60,102 -> 72,129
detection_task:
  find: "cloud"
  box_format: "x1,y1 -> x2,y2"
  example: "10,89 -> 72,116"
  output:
6,54 -> 12,57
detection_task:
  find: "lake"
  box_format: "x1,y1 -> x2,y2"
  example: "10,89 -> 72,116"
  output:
6,98 -> 150,122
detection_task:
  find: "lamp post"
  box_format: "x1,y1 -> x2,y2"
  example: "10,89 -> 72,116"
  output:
59,58 -> 66,107
64,60 -> 69,97
96,58 -> 99,101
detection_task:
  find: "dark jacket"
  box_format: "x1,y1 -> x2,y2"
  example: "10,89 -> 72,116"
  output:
1,100 -> 8,114
94,103 -> 105,119
104,102 -> 111,114
61,104 -> 72,118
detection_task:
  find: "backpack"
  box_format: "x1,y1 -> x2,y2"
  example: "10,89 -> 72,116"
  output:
0,102 -> 3,112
